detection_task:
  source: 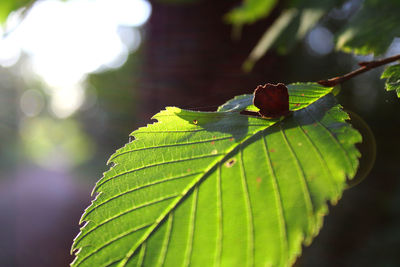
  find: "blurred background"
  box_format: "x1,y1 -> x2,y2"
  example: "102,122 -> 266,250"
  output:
0,0 -> 399,266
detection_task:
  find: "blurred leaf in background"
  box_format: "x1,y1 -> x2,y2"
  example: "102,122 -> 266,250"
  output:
19,117 -> 94,170
225,0 -> 278,25
241,0 -> 344,71
0,0 -> 32,24
336,0 -> 400,55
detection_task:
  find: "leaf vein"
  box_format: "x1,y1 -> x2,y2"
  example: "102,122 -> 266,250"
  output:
293,117 -> 338,196
86,172 -> 202,218
262,135 -> 288,263
156,213 -> 173,267
280,124 -> 314,223
304,109 -> 354,174
183,186 -> 198,267
96,153 -> 224,190
110,136 -> 232,162
75,222 -> 153,266
76,194 -> 178,246
239,145 -> 255,267
215,163 -> 223,267
136,243 -> 146,267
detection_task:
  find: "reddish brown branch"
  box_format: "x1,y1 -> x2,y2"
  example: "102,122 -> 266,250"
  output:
318,54 -> 400,87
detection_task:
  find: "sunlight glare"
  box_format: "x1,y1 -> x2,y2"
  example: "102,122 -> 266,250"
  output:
0,26 -> 21,67
0,0 -> 151,117
50,84 -> 85,118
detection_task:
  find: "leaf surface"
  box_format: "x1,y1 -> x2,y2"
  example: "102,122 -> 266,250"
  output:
381,64 -> 400,97
71,83 -> 361,267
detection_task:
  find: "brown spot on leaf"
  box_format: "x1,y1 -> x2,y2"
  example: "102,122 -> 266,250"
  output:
211,141 -> 215,145
187,168 -> 191,172
301,93 -> 305,96
253,83 -> 290,118
270,148 -> 275,153
229,137 -> 234,142
256,177 -> 262,184
295,103 -> 301,107
225,158 -> 237,168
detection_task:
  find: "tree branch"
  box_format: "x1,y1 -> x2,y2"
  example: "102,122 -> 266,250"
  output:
318,54 -> 400,87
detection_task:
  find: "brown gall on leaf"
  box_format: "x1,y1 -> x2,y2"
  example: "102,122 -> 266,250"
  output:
253,83 -> 289,118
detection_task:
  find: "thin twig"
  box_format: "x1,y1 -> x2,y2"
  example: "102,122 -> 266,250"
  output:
318,54 -> 400,87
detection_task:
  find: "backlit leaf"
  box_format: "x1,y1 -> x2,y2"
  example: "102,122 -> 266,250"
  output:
71,83 -> 361,267
381,64 -> 400,97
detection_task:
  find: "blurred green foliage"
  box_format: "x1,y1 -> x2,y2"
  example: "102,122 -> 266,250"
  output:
20,117 -> 94,168
225,0 -> 278,25
0,0 -> 32,24
241,0 -> 341,70
0,73 -> 18,169
336,0 -> 400,55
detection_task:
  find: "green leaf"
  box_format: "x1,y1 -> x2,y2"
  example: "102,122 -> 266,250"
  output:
336,0 -> 400,55
381,64 -> 400,97
0,0 -> 32,24
71,83 -> 361,267
225,0 -> 278,25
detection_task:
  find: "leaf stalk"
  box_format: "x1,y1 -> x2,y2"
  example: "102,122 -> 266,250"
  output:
318,54 -> 400,87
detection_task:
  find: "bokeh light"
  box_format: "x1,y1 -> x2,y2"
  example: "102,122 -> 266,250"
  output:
306,26 -> 334,56
19,89 -> 45,117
